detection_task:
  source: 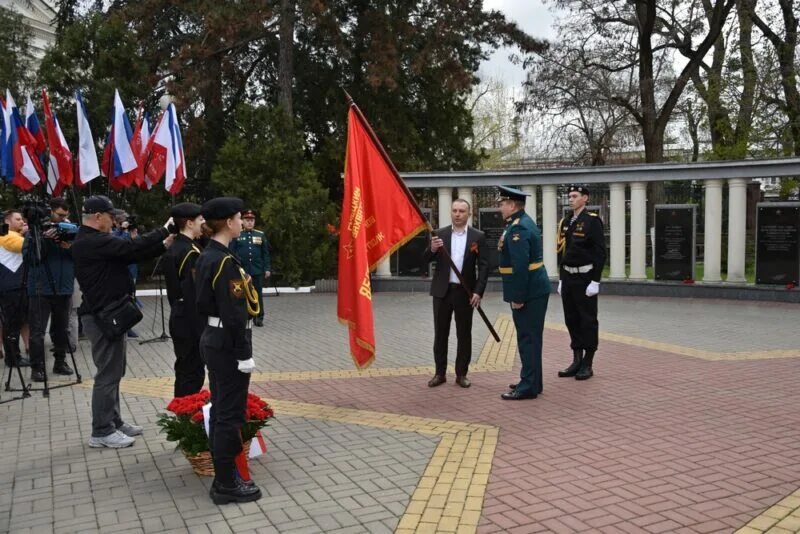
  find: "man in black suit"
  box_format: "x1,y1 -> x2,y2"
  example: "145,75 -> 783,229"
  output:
423,199 -> 490,388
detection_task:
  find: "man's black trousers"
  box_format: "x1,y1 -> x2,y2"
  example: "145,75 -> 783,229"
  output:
29,295 -> 71,371
560,272 -> 599,351
432,283 -> 474,377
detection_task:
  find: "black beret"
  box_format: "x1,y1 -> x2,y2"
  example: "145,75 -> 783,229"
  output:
568,185 -> 590,195
171,202 -> 202,219
241,209 -> 256,219
496,185 -> 530,202
82,195 -> 115,214
201,197 -> 244,220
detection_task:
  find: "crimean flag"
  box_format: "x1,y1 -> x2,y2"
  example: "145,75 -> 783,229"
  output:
337,100 -> 430,369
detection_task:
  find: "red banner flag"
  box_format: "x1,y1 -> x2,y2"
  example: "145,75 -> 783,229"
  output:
337,104 -> 429,369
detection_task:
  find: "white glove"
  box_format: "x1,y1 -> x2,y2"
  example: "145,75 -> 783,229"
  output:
557,280 -> 562,295
163,217 -> 176,233
586,281 -> 600,297
237,358 -> 256,373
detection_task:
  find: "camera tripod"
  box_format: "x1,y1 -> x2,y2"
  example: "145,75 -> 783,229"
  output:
2,219 -> 82,400
139,255 -> 170,345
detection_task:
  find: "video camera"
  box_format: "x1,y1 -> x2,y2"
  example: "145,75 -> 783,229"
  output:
42,221 -> 79,242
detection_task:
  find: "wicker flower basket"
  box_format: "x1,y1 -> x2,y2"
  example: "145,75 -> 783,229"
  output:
184,441 -> 251,477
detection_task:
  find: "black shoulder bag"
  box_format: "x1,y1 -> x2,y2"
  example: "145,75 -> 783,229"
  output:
95,295 -> 143,339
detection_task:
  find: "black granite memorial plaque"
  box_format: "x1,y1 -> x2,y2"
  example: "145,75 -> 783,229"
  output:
756,203 -> 800,285
478,208 -> 506,276
394,208 -> 432,276
654,205 -> 695,281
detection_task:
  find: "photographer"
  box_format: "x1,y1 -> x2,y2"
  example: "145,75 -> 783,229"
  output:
25,198 -> 77,382
0,209 -> 30,369
72,195 -> 175,449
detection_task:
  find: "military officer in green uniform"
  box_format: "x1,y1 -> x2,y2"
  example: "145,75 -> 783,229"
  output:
497,186 -> 550,400
230,210 -> 271,327
556,185 -> 606,380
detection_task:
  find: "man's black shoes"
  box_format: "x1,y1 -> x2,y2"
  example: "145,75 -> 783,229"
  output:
501,390 -> 537,400
210,480 -> 262,504
253,318 -> 264,327
31,369 -> 45,382
575,350 -> 595,380
53,361 -> 74,375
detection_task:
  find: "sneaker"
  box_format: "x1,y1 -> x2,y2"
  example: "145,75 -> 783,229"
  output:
53,361 -> 74,376
118,423 -> 143,437
88,430 -> 135,448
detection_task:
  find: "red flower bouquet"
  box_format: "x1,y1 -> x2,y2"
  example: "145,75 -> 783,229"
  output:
157,390 -> 274,456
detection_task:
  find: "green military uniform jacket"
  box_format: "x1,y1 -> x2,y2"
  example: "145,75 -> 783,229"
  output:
498,210 -> 550,303
231,229 -> 271,276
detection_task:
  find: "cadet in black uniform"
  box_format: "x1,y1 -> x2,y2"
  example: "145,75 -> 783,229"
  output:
162,202 -> 206,397
194,197 -> 262,504
557,185 -> 606,380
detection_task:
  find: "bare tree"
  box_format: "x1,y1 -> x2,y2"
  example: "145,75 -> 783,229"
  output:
750,0 -> 800,155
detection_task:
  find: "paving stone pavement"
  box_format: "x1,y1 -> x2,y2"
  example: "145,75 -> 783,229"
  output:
0,292 -> 798,533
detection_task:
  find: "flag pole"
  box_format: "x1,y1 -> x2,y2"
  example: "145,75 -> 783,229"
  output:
343,91 -> 500,342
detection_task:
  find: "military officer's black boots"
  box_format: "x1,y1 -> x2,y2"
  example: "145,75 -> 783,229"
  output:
558,349 -> 583,377
575,350 -> 595,380
210,478 -> 262,504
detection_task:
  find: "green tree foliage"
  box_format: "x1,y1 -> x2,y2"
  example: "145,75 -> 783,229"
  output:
212,105 -> 337,286
0,7 -> 34,96
33,1 -> 540,283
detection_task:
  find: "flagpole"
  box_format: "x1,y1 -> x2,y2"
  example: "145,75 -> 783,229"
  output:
343,91 -> 499,343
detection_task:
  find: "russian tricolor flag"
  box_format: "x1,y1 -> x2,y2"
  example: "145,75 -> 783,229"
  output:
101,90 -> 138,190
1,91 -> 16,182
24,96 -> 46,156
8,97 -> 44,191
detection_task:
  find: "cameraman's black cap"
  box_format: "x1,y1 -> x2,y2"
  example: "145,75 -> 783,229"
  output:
171,202 -> 202,219
82,195 -> 115,214
202,197 -> 243,220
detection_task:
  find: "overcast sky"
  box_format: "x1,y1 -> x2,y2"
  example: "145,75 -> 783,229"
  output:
479,0 -> 556,88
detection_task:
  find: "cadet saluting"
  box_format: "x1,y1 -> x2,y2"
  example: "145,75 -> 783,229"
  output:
556,185 -> 606,381
230,210 -> 271,327
496,186 -> 550,400
194,197 -> 262,504
162,202 -> 206,397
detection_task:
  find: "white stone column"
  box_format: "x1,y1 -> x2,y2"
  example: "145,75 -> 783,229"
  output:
375,258 -> 392,277
456,187 -> 474,226
609,182 -> 626,279
727,178 -> 748,283
703,179 -> 723,282
542,185 -> 558,277
437,187 -> 452,229
629,182 -> 647,280
521,185 -> 537,223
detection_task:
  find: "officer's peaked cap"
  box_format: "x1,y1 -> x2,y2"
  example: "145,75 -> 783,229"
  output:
496,185 -> 529,202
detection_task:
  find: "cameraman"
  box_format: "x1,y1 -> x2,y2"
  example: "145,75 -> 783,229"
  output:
0,209 -> 30,368
25,198 -> 76,382
72,195 -> 175,449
